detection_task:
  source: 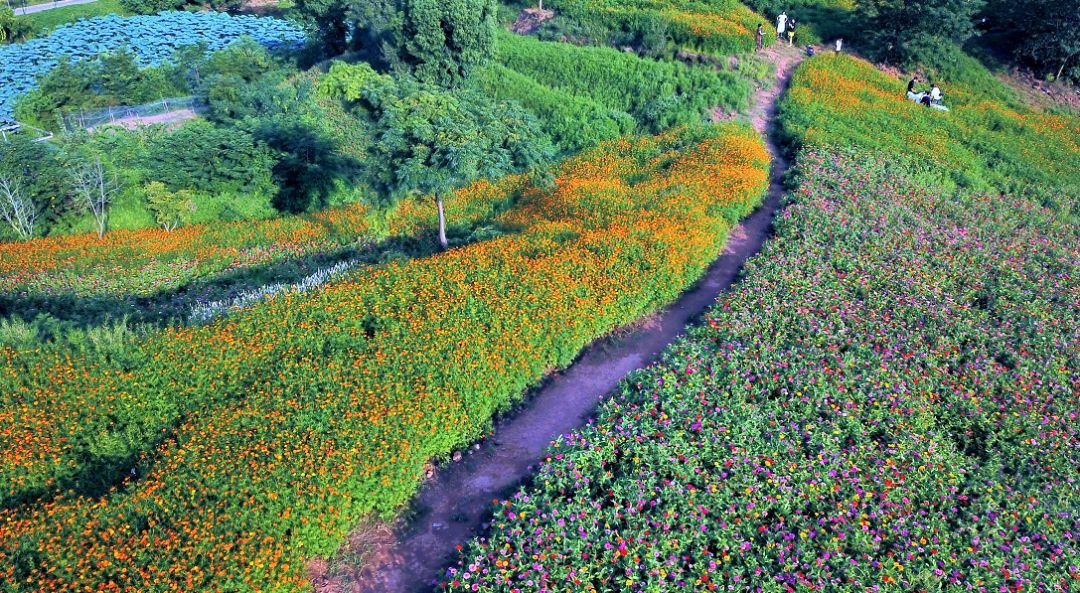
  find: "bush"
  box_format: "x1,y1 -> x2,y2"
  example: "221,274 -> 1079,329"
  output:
470,63 -> 636,152
143,120 -> 278,198
496,32 -> 750,132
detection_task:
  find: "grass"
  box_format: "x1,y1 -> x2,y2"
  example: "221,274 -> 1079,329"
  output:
23,0 -> 128,36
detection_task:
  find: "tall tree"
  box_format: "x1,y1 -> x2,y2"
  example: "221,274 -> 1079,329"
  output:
351,0 -> 497,86
857,0 -> 986,65
984,0 -> 1080,81
367,85 -> 552,248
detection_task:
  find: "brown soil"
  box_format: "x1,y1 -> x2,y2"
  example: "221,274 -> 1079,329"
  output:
310,42 -> 807,593
510,7 -> 556,35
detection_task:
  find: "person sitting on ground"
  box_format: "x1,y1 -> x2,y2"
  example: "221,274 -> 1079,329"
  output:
787,19 -> 797,46
776,11 -> 788,40
930,84 -> 942,105
907,75 -> 919,95
920,93 -> 933,107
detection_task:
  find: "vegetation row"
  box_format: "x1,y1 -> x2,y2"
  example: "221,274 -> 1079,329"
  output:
0,124 -> 770,592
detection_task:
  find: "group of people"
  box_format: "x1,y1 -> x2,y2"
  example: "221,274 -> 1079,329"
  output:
907,75 -> 945,108
754,11 -> 843,54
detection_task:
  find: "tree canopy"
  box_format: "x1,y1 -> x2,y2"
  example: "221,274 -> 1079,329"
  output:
857,0 -> 986,65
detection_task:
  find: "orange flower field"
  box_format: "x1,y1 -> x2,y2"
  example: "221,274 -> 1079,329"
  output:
0,124 -> 769,592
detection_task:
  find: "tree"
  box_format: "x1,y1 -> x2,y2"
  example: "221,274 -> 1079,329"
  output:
984,0 -> 1080,82
1,6 -> 31,44
368,85 -> 553,249
857,0 -> 986,65
68,156 -> 120,238
0,175 -> 36,240
0,136 -> 66,235
144,181 -> 196,231
351,0 -> 497,86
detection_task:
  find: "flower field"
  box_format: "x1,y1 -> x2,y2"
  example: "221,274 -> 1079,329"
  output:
779,54 -> 1080,190
0,12 -> 304,119
0,124 -> 770,592
546,0 -> 769,56
441,147 -> 1080,592
0,174 -> 528,304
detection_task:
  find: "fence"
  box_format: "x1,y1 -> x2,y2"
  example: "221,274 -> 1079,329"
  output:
62,96 -> 204,132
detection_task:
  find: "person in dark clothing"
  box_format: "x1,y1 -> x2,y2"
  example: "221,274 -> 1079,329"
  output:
756,24 -> 764,50
907,75 -> 919,94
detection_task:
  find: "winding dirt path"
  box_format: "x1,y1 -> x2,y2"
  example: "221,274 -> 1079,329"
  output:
310,43 -> 807,593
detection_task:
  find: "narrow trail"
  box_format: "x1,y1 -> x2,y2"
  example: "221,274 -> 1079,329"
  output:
312,42 -> 807,593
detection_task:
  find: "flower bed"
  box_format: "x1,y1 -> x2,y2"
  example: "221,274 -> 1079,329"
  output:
441,148 -> 1080,592
0,124 -> 770,592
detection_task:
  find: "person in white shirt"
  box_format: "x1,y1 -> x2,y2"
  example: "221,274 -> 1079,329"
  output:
835,38 -> 843,53
930,84 -> 942,105
776,12 -> 788,40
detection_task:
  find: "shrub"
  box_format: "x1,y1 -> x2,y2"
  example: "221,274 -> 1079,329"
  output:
496,32 -> 750,131
470,63 -> 636,152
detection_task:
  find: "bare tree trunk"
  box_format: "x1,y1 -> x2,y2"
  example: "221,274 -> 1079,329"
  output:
70,156 -> 116,239
1056,52 -> 1077,82
0,175 -> 36,240
436,192 -> 449,250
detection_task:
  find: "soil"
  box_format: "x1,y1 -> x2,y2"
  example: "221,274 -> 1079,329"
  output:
309,43 -> 807,593
510,8 -> 556,35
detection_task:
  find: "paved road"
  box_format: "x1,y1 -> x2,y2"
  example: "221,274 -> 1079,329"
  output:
12,0 -> 98,16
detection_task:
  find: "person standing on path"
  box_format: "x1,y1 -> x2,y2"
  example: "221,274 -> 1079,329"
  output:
835,38 -> 843,53
756,23 -> 764,50
787,19 -> 797,46
776,11 -> 788,40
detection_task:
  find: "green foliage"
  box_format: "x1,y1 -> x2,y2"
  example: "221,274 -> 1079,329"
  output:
352,0 -> 498,86
21,0 -> 130,37
496,32 -> 749,132
470,63 -> 636,152
316,61 -> 398,111
0,6 -> 32,44
0,136 -> 67,239
367,81 -> 554,204
13,52 -> 188,130
856,0 -> 986,66
143,181 -> 196,231
118,0 -> 184,14
119,0 -> 241,14
144,119 -> 278,199
538,0 -> 767,57
982,0 -> 1080,82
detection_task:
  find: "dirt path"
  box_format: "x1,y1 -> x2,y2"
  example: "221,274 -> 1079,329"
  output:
311,43 -> 807,593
